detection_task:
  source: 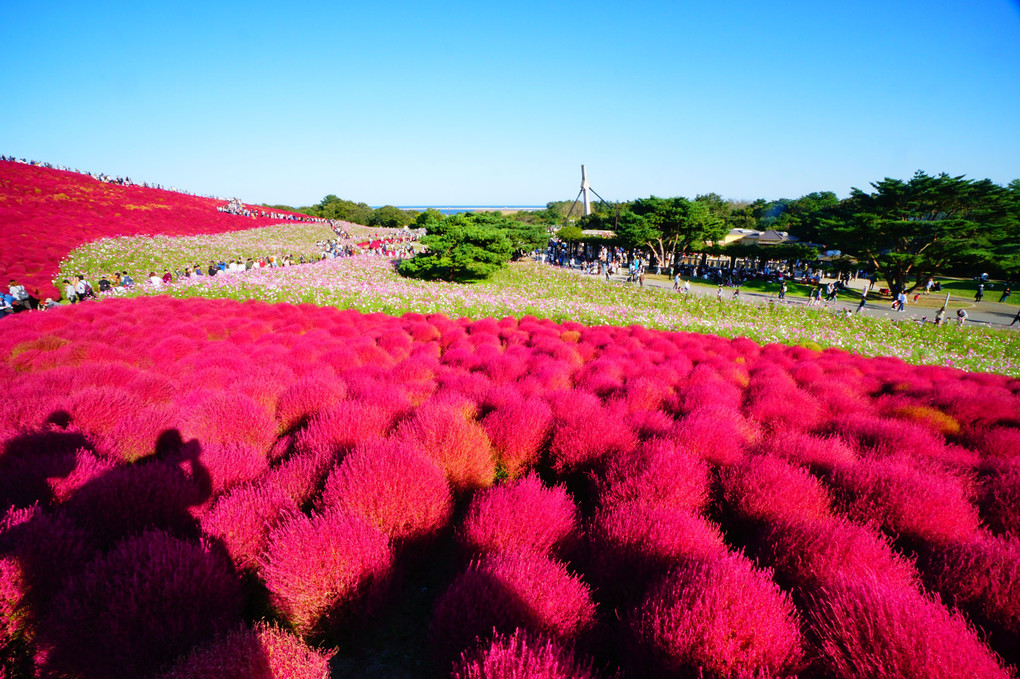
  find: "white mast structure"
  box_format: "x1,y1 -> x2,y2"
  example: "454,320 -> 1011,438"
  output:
581,164 -> 592,216
566,165 -> 605,221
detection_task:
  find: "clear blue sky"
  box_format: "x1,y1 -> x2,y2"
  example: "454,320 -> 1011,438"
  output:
2,1 -> 1018,207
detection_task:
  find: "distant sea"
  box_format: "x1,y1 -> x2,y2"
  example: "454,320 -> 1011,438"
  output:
392,205 -> 544,215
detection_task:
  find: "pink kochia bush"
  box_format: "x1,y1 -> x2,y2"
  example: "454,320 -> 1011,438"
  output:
830,456 -> 981,545
628,553 -> 804,679
807,573 -> 1011,679
2,296 -> 1020,675
157,623 -> 334,679
452,629 -> 596,679
593,438 -> 710,513
431,551 -> 596,667
392,401 -> 496,492
318,438 -> 453,544
585,503 -> 728,605
36,530 -> 243,679
200,482 -> 298,573
259,509 -> 393,637
458,474 -> 578,558
719,455 -> 833,524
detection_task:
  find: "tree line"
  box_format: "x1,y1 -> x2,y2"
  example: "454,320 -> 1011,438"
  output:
568,171 -> 1020,293
267,172 -> 1020,292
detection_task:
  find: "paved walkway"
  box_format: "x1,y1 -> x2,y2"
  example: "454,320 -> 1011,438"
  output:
597,270 -> 1020,328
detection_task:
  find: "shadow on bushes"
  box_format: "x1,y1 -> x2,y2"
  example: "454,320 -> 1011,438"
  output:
0,415 -> 252,679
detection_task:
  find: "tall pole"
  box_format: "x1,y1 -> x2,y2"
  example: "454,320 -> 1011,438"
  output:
581,165 -> 591,217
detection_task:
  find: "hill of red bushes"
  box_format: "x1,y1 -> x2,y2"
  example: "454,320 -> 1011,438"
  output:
1,297 -> 1018,677
0,161 -> 311,299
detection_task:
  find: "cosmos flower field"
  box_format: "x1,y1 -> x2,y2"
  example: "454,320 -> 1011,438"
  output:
1,297 -> 1018,678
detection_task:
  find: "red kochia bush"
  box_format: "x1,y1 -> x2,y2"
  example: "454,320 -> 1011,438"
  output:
318,438 -> 453,544
924,533 -> 1020,643
260,509 -> 393,636
0,506 -> 96,644
62,460 -> 204,548
670,404 -> 757,465
37,530 -> 243,679
548,391 -> 637,472
585,503 -> 728,605
830,456 -> 981,545
756,429 -> 857,474
156,623 -> 335,679
431,551 -> 596,668
296,399 -> 402,460
719,455 -> 833,524
180,391 -> 278,456
452,629 -> 596,679
480,389 -> 553,478
756,516 -> 917,592
274,375 -> 348,432
200,482 -> 298,573
392,402 -> 495,492
807,573 -> 1011,679
628,553 -> 804,679
458,474 -> 578,558
981,461 -> 1020,539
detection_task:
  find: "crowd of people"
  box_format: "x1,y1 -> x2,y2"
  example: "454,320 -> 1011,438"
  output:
538,239 -> 1020,329
216,197 -> 329,225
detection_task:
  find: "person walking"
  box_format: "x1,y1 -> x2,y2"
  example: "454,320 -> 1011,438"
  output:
1010,308 -> 1020,327
778,281 -> 787,300
682,279 -> 690,294
975,283 -> 984,302
856,291 -> 868,313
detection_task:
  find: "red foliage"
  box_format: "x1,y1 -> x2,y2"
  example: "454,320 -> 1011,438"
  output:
719,455 -> 833,524
392,402 -> 495,492
755,516 -> 917,591
593,438 -> 710,513
431,551 -> 596,668
628,553 -> 804,679
548,391 -> 637,472
37,530 -> 243,679
62,460 -> 204,548
924,533 -> 1020,642
670,404 -> 758,465
200,482 -> 298,573
275,375 -> 348,432
180,391 -> 278,456
156,623 -> 335,679
981,460 -> 1020,539
452,629 -> 596,679
807,573 -> 1011,679
479,388 -> 553,477
0,160 -> 312,297
585,503 -> 728,605
831,456 -> 981,544
458,474 -> 578,558
756,429 -> 857,473
260,509 -> 393,636
318,438 -> 452,544
295,399 -> 401,460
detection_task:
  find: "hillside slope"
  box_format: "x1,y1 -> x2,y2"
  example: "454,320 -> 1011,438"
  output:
0,161 -> 314,298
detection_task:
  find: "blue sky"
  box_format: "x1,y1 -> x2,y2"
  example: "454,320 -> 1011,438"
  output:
2,1 -> 1018,206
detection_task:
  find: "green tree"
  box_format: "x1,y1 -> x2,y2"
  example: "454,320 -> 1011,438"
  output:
631,196 -> 726,270
370,205 -> 416,228
398,213 -> 514,282
820,171 -> 1013,293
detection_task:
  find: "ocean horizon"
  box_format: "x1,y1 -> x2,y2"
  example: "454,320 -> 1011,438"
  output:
390,205 -> 545,215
